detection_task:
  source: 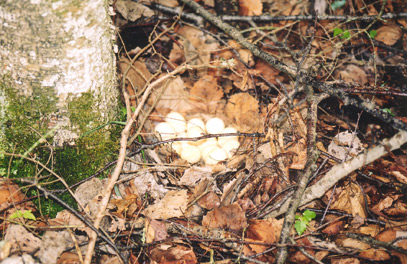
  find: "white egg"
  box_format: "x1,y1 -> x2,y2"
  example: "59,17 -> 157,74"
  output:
205,117 -> 225,134
204,147 -> 228,165
187,126 -> 205,145
187,118 -> 205,131
155,122 -> 176,140
218,127 -> 238,145
221,139 -> 240,158
201,144 -> 218,160
171,142 -> 183,155
199,138 -> 218,153
165,112 -> 186,133
181,144 -> 201,163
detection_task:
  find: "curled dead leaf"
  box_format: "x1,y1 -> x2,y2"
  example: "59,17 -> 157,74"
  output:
375,25 -> 402,46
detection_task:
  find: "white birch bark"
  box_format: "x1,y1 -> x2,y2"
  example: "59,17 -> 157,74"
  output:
0,0 -> 118,148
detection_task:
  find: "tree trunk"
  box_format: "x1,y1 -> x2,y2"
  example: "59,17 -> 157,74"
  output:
0,1 -> 119,181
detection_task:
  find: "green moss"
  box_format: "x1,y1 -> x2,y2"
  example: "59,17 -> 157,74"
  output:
0,77 -> 121,218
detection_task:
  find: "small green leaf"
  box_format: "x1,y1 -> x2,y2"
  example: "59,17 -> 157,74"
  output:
341,30 -> 350,39
9,210 -> 36,221
369,30 -> 377,39
22,210 -> 36,220
0,168 -> 6,177
295,219 -> 307,235
333,27 -> 343,37
303,210 -> 316,222
383,108 -> 395,116
331,0 -> 346,11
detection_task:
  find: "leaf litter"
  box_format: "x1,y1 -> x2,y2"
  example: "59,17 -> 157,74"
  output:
2,0 -> 407,263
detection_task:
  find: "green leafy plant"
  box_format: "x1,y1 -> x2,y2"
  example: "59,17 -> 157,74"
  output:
295,209 -> 316,235
382,108 -> 395,116
9,210 -> 36,221
368,30 -> 377,39
333,28 -> 350,40
331,0 -> 346,11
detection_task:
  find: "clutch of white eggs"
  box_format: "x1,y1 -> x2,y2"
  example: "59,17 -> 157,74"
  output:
154,112 -> 240,164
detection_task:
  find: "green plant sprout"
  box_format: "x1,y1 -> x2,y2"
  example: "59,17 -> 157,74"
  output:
295,209 -> 316,235
369,30 -> 377,39
331,0 -> 346,11
333,28 -> 351,40
382,108 -> 395,116
9,210 -> 36,221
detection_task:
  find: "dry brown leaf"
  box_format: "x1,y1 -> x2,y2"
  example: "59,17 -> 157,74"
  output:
148,75 -> 195,113
0,180 -> 27,211
326,182 -> 367,219
252,59 -> 280,87
175,26 -> 219,76
375,25 -> 402,46
288,238 -> 314,264
189,75 -> 224,113
119,58 -> 152,106
197,192 -> 220,210
245,219 -> 277,254
4,225 -> 41,255
202,203 -> 247,231
115,0 -> 154,22
239,0 -> 262,16
334,64 -> 368,85
331,258 -> 360,264
143,190 -> 188,220
225,93 -> 262,132
110,193 -> 142,217
359,225 -> 380,237
149,243 -> 197,264
321,215 -> 344,236
56,252 -> 80,264
178,166 -> 213,187
385,200 -> 407,216
145,219 -> 168,244
371,196 -> 394,213
359,248 -> 390,261
336,237 -> 371,250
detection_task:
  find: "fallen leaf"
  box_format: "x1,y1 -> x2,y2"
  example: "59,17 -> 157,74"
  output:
202,203 -> 247,231
239,0 -> 262,16
359,248 -> 390,261
145,219 -> 168,243
115,0 -> 154,22
375,25 -> 402,46
225,93 -> 262,132
148,75 -> 195,113
334,64 -> 368,85
144,190 -> 188,220
336,237 -> 371,250
149,243 -> 197,264
331,257 -> 360,264
189,75 -> 224,113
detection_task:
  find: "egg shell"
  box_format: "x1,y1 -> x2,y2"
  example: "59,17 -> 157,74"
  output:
187,126 -> 206,145
181,144 -> 201,163
221,139 -> 240,158
187,118 -> 205,131
205,117 -> 225,134
165,112 -> 186,133
171,142 -> 183,155
218,127 -> 238,145
155,122 -> 176,140
204,147 -> 228,165
200,144 -> 219,161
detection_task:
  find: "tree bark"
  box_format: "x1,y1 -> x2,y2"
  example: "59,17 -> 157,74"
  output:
0,0 -> 118,154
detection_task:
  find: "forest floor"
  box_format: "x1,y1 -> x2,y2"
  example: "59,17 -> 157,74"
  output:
2,0 -> 407,263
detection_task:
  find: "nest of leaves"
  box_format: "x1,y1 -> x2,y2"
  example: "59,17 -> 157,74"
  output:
2,0 -> 407,263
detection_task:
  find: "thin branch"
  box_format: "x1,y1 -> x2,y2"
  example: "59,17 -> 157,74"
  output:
266,129 -> 407,218
151,4 -> 407,23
